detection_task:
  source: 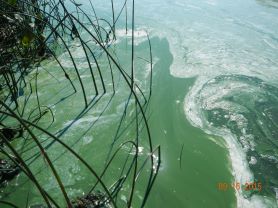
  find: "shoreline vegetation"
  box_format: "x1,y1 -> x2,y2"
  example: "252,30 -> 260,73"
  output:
0,0 -> 160,207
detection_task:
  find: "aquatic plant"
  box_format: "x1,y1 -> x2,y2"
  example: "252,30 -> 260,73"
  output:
0,0 -> 160,207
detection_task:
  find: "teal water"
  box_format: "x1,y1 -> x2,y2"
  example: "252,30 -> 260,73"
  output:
144,37 -> 236,207
128,0 -> 278,207
1,0 -> 278,207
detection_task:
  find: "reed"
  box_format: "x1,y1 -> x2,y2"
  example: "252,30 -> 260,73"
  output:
0,0 -> 159,207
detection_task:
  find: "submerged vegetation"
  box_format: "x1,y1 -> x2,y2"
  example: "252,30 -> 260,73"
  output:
0,0 -> 160,207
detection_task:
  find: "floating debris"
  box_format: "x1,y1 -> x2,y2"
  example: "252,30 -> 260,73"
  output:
73,192 -> 110,208
0,158 -> 20,186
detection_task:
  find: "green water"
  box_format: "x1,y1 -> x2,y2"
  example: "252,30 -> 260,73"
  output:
145,37 -> 236,207
0,34 -> 236,208
2,0 -> 278,207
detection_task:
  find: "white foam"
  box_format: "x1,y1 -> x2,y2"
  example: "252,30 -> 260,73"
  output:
116,28 -> 148,38
115,28 -> 150,46
182,75 -> 278,207
134,2 -> 278,204
249,156 -> 257,165
184,94 -> 277,207
83,136 -> 94,145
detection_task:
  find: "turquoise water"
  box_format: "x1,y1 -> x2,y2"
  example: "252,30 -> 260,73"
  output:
128,0 -> 278,207
89,0 -> 278,205
1,0 -> 278,207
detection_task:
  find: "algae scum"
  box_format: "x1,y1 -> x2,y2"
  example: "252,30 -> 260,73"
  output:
1,0 -> 278,207
135,0 -> 278,206
1,0 -> 159,207
197,75 -> 278,197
